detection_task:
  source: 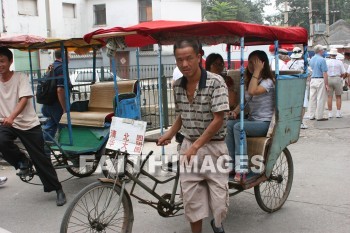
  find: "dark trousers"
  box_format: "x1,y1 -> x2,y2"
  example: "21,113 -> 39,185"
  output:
42,102 -> 63,141
0,125 -> 62,192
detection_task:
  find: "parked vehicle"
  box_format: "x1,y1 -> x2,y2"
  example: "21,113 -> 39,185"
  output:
70,68 -> 125,101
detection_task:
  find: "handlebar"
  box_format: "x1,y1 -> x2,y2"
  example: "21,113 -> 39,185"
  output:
144,137 -> 158,143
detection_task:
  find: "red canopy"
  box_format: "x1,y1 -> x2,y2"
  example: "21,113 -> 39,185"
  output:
84,20 -> 308,47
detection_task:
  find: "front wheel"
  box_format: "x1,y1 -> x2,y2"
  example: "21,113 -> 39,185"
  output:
61,181 -> 134,233
254,148 -> 293,213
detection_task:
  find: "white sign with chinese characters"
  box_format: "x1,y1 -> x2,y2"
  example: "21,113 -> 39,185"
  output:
106,117 -> 147,155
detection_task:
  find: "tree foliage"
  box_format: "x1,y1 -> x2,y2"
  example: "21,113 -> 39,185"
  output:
202,0 -> 270,24
274,0 -> 350,28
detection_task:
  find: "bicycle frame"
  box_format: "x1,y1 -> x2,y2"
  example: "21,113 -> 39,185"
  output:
107,150 -> 183,217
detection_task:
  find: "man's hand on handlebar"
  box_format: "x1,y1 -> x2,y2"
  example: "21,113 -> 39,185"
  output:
157,135 -> 172,146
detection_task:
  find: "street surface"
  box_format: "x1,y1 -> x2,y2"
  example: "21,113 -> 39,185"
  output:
0,101 -> 350,233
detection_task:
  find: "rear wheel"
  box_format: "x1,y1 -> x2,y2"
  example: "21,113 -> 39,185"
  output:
66,155 -> 100,178
61,181 -> 133,233
254,148 -> 293,213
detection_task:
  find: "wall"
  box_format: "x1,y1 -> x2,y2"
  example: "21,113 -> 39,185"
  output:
84,0 -> 139,32
1,0 -> 47,36
49,0 -> 85,38
159,0 -> 201,21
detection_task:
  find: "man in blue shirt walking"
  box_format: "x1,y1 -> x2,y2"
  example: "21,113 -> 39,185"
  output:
308,44 -> 329,121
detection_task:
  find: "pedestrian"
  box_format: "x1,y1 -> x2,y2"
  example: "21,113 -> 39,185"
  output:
270,48 -> 290,71
308,44 -> 329,121
42,49 -> 71,141
343,52 -> 350,89
157,39 -> 230,233
226,50 -> 275,181
287,47 -> 310,129
326,48 -> 346,118
347,63 -> 350,89
0,47 -> 66,206
0,176 -> 7,185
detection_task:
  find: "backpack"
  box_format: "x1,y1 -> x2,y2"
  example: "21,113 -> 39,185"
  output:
36,64 -> 61,105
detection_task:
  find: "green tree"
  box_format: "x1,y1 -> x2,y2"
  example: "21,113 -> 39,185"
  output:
203,0 -> 238,21
202,0 -> 270,23
274,0 -> 350,28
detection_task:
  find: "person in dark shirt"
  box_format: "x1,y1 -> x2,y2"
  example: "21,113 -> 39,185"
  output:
42,49 -> 71,141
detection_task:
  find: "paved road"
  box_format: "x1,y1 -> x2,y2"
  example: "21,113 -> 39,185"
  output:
1,101 -> 350,233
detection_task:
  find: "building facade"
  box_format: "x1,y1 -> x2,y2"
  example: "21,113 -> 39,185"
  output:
0,0 -> 201,73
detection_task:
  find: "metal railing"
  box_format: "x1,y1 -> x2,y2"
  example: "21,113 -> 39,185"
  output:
23,65 -> 177,131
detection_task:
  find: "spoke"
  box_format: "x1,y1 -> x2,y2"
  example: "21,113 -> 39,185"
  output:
64,184 -> 128,233
259,151 -> 292,210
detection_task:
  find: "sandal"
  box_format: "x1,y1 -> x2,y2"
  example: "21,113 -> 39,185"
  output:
210,219 -> 225,233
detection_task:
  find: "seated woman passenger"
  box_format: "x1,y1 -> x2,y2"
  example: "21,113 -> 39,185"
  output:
205,53 -> 237,109
225,50 -> 275,181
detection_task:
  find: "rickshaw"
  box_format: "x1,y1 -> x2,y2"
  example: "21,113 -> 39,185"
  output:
60,20 -> 308,232
0,36 -> 141,182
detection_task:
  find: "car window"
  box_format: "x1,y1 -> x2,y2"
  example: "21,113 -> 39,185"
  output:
75,71 -> 97,82
74,70 -> 122,82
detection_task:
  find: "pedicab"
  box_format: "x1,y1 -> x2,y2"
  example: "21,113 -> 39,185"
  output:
0,35 -> 141,182
60,20 -> 309,232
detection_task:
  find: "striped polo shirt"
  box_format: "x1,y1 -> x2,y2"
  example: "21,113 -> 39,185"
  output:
174,68 -> 229,141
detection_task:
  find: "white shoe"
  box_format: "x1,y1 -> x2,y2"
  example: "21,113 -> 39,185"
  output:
328,112 -> 333,118
0,176 -> 7,185
336,112 -> 342,118
300,122 -> 308,129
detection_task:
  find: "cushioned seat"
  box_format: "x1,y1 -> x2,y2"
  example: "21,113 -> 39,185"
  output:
62,111 -> 112,127
60,80 -> 138,127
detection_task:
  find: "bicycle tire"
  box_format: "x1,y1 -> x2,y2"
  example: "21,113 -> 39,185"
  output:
65,142 -> 106,178
65,155 -> 99,178
60,181 -> 133,233
254,147 -> 293,213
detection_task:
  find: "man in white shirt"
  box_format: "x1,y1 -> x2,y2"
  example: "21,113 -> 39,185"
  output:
270,49 -> 290,71
0,47 -> 66,206
344,52 -> 350,88
326,49 -> 346,118
287,47 -> 309,129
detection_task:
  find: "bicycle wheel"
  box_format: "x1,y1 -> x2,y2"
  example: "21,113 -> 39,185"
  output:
65,143 -> 106,178
66,155 -> 100,178
254,148 -> 293,213
61,181 -> 133,233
